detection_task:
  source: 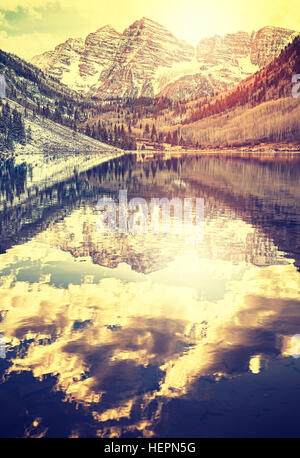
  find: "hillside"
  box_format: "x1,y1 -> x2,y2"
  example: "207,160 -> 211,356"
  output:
10,101 -> 122,156
0,48 -> 93,129
0,49 -> 137,151
2,30 -> 299,153
83,35 -> 300,149
180,35 -> 300,147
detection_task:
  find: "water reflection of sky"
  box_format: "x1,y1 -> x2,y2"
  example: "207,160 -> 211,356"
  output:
0,215 -> 299,436
0,154 -> 300,437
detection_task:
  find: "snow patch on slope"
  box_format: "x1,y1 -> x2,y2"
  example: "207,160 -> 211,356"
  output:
153,58 -> 200,95
238,56 -> 259,74
60,54 -> 81,87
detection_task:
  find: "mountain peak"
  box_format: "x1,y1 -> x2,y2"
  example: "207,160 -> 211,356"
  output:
126,16 -> 169,32
54,36 -> 84,53
257,25 -> 298,33
140,16 -> 158,24
84,25 -> 121,46
31,19 -> 298,100
96,24 -> 119,34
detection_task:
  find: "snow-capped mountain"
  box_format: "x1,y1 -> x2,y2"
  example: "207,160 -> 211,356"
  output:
31,26 -> 121,93
93,18 -> 194,99
160,26 -> 299,101
31,18 -> 298,100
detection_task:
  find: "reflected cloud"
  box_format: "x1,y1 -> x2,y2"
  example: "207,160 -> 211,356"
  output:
34,203 -> 289,275
0,153 -> 300,436
0,237 -> 299,436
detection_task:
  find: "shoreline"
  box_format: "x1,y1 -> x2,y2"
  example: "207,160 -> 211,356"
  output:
0,150 -> 125,212
131,142 -> 300,160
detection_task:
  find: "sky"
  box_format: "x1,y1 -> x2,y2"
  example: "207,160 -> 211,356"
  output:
0,0 -> 299,60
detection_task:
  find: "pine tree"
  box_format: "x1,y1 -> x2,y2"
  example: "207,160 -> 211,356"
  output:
151,124 -> 157,141
171,131 -> 178,146
166,131 -> 172,144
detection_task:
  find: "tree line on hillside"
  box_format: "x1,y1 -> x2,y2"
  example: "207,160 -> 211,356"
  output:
183,36 -> 300,125
0,101 -> 26,151
85,121 -> 137,150
141,123 -> 187,147
0,49 -> 95,139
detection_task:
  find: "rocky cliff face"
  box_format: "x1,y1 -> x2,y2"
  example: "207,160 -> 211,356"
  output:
93,17 -> 194,99
31,37 -> 85,85
160,26 -> 298,101
77,25 -> 122,93
32,26 -> 121,93
250,26 -> 299,67
196,26 -> 299,67
31,19 -> 298,100
197,31 -> 251,63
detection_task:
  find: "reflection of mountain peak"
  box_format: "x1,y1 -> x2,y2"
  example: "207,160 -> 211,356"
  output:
1,154 -> 299,270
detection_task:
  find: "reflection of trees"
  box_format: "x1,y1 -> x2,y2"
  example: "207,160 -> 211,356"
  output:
1,153 -> 300,269
0,155 -> 139,252
0,158 -> 27,202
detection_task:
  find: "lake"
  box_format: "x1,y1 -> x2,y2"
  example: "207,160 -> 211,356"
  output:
0,151 -> 300,438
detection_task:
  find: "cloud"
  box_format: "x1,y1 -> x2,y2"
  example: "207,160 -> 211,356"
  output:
0,1 -> 94,58
0,232 -> 299,436
0,11 -> 5,25
0,0 -> 299,60
0,31 -> 66,59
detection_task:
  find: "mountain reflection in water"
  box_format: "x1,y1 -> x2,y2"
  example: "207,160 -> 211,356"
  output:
0,152 -> 300,438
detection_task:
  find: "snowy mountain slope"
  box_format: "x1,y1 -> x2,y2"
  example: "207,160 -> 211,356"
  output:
31,19 -> 299,101
1,98 -> 121,160
0,99 -> 123,211
0,47 -> 95,131
92,17 -> 194,99
160,26 -> 299,101
32,26 -> 122,94
12,101 -> 122,156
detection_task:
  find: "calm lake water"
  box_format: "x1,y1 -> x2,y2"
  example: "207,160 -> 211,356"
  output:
0,151 -> 300,438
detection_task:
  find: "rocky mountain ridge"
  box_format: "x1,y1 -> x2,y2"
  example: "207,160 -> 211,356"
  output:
31,18 -> 299,100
